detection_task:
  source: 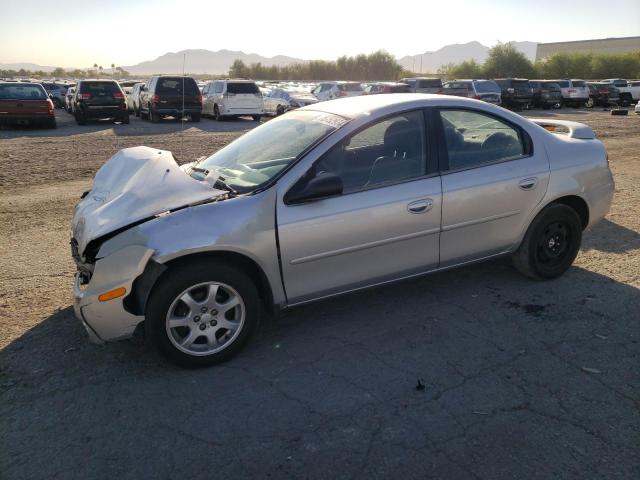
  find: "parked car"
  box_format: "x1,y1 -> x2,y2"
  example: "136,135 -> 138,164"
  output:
399,77 -> 443,94
72,80 -> 129,125
70,94 -> 614,366
263,88 -> 318,116
553,79 -> 589,108
139,76 -> 202,123
0,82 -> 56,128
442,80 -> 501,105
601,79 -> 640,106
127,82 -> 144,115
586,82 -> 620,108
312,81 -> 364,102
201,79 -> 262,121
364,82 -> 411,95
41,82 -> 67,108
494,79 -> 533,109
529,81 -> 562,109
65,86 -> 76,112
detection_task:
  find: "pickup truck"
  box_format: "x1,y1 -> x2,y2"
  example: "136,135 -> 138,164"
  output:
601,79 -> 640,106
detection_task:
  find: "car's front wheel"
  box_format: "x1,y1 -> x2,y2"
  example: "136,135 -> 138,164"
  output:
513,203 -> 582,280
146,260 -> 260,367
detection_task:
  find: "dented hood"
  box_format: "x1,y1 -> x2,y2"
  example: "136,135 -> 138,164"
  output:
72,146 -> 224,256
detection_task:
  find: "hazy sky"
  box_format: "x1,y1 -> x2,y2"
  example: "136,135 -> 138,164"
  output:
1,0 -> 639,67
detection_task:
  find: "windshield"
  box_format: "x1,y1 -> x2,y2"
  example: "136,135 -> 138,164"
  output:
190,110 -> 347,191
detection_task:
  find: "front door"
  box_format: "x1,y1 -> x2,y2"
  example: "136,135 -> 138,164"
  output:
436,108 -> 550,266
277,110 -> 442,304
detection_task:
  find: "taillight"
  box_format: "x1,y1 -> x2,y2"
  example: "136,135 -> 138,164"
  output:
46,99 -> 54,114
79,93 -> 91,100
152,95 -> 160,103
599,88 -> 609,94
195,94 -> 203,104
113,91 -> 125,98
473,95 -> 481,100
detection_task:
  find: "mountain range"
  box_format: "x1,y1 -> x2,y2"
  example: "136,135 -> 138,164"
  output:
1,42 -> 538,75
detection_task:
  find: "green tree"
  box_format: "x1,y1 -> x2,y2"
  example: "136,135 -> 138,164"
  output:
52,67 -> 66,78
438,59 -> 483,79
482,42 -> 534,78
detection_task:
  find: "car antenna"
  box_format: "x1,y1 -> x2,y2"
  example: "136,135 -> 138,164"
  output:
181,52 -> 186,162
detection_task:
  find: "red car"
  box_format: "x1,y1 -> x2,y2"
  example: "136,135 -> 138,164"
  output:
0,82 -> 56,128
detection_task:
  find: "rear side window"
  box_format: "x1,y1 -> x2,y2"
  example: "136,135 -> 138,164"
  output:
227,82 -> 260,94
338,83 -> 363,92
156,77 -> 199,95
0,84 -> 47,100
418,79 -> 442,88
445,82 -> 470,90
556,81 -> 570,88
80,82 -> 120,95
390,84 -> 410,93
542,82 -> 560,91
440,109 -> 527,171
572,81 -> 585,87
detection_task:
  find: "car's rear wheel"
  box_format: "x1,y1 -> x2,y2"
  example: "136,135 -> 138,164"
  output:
585,98 -> 594,108
150,107 -> 160,123
46,118 -> 57,129
214,105 -> 224,121
191,113 -> 201,122
146,260 -> 260,367
513,204 -> 582,280
120,114 -> 130,124
252,114 -> 261,122
75,113 -> 86,125
276,105 -> 284,116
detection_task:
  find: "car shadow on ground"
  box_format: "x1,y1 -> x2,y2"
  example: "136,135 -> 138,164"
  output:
0,110 -> 260,139
1,258 -> 638,478
583,218 -> 640,253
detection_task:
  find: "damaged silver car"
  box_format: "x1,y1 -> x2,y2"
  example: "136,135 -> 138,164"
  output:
71,94 -> 614,366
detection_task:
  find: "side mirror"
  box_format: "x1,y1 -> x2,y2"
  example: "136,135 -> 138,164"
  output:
285,172 -> 343,205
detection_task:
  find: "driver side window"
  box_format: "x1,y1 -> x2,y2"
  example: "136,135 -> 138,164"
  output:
316,110 -> 427,193
439,109 -> 527,171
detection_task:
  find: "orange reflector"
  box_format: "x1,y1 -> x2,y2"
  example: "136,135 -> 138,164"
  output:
543,125 -> 556,132
98,287 -> 126,302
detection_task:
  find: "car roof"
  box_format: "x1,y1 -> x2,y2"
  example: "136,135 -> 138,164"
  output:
299,93 -> 485,119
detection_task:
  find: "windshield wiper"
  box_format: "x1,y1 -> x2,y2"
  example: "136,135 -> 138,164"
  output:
213,177 -> 239,196
189,166 -> 209,175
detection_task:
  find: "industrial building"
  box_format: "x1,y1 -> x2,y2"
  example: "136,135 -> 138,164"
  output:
536,36 -> 640,60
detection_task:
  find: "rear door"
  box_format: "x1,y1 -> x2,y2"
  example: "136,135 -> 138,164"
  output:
155,77 -> 200,108
80,81 -> 123,108
226,82 -> 262,109
277,110 -> 442,303
436,108 -> 549,265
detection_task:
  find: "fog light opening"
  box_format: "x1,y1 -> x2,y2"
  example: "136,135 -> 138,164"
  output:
98,287 -> 127,302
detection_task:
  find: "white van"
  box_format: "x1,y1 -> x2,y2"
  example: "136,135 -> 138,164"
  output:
202,79 -> 263,121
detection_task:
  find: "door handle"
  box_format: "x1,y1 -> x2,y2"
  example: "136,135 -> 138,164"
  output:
407,199 -> 433,214
518,177 -> 538,190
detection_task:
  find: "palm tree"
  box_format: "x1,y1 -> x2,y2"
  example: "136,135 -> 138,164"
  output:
98,66 -> 103,78
93,63 -> 98,78
111,63 -> 115,78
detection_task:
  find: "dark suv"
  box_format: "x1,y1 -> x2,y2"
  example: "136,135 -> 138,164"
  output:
72,80 -> 129,125
139,76 -> 202,122
529,80 -> 562,109
494,79 -> 533,110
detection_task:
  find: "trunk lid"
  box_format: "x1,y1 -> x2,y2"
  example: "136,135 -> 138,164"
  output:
71,147 -> 224,256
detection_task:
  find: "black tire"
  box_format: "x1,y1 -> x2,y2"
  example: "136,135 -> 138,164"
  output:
150,107 -> 160,123
512,204 -> 582,280
611,109 -> 628,116
146,260 -> 261,367
191,113 -> 201,122
276,105 -> 284,116
140,105 -> 149,120
75,113 -> 86,125
214,104 -> 224,121
121,114 -> 130,124
134,106 -> 140,117
46,118 -> 57,129
252,114 -> 261,122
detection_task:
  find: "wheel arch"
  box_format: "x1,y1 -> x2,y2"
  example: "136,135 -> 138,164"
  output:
125,250 -> 276,317
549,194 -> 589,230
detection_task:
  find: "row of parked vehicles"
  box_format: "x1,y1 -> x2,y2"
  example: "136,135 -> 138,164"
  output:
1,76 -> 639,128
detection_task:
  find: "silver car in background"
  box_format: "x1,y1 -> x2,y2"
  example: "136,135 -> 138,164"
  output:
442,79 -> 502,105
71,94 -> 614,366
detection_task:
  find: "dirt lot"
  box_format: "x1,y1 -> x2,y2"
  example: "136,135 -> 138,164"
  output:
1,108 -> 639,479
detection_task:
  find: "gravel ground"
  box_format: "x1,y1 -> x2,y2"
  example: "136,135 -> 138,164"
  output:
1,108 -> 639,479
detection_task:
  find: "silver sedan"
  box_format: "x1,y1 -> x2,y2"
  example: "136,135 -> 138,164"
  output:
71,94 -> 614,366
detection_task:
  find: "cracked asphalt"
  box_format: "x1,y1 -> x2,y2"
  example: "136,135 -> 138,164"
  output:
1,109 -> 639,479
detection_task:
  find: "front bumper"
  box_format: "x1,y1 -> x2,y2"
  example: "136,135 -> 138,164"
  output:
73,245 -> 154,343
